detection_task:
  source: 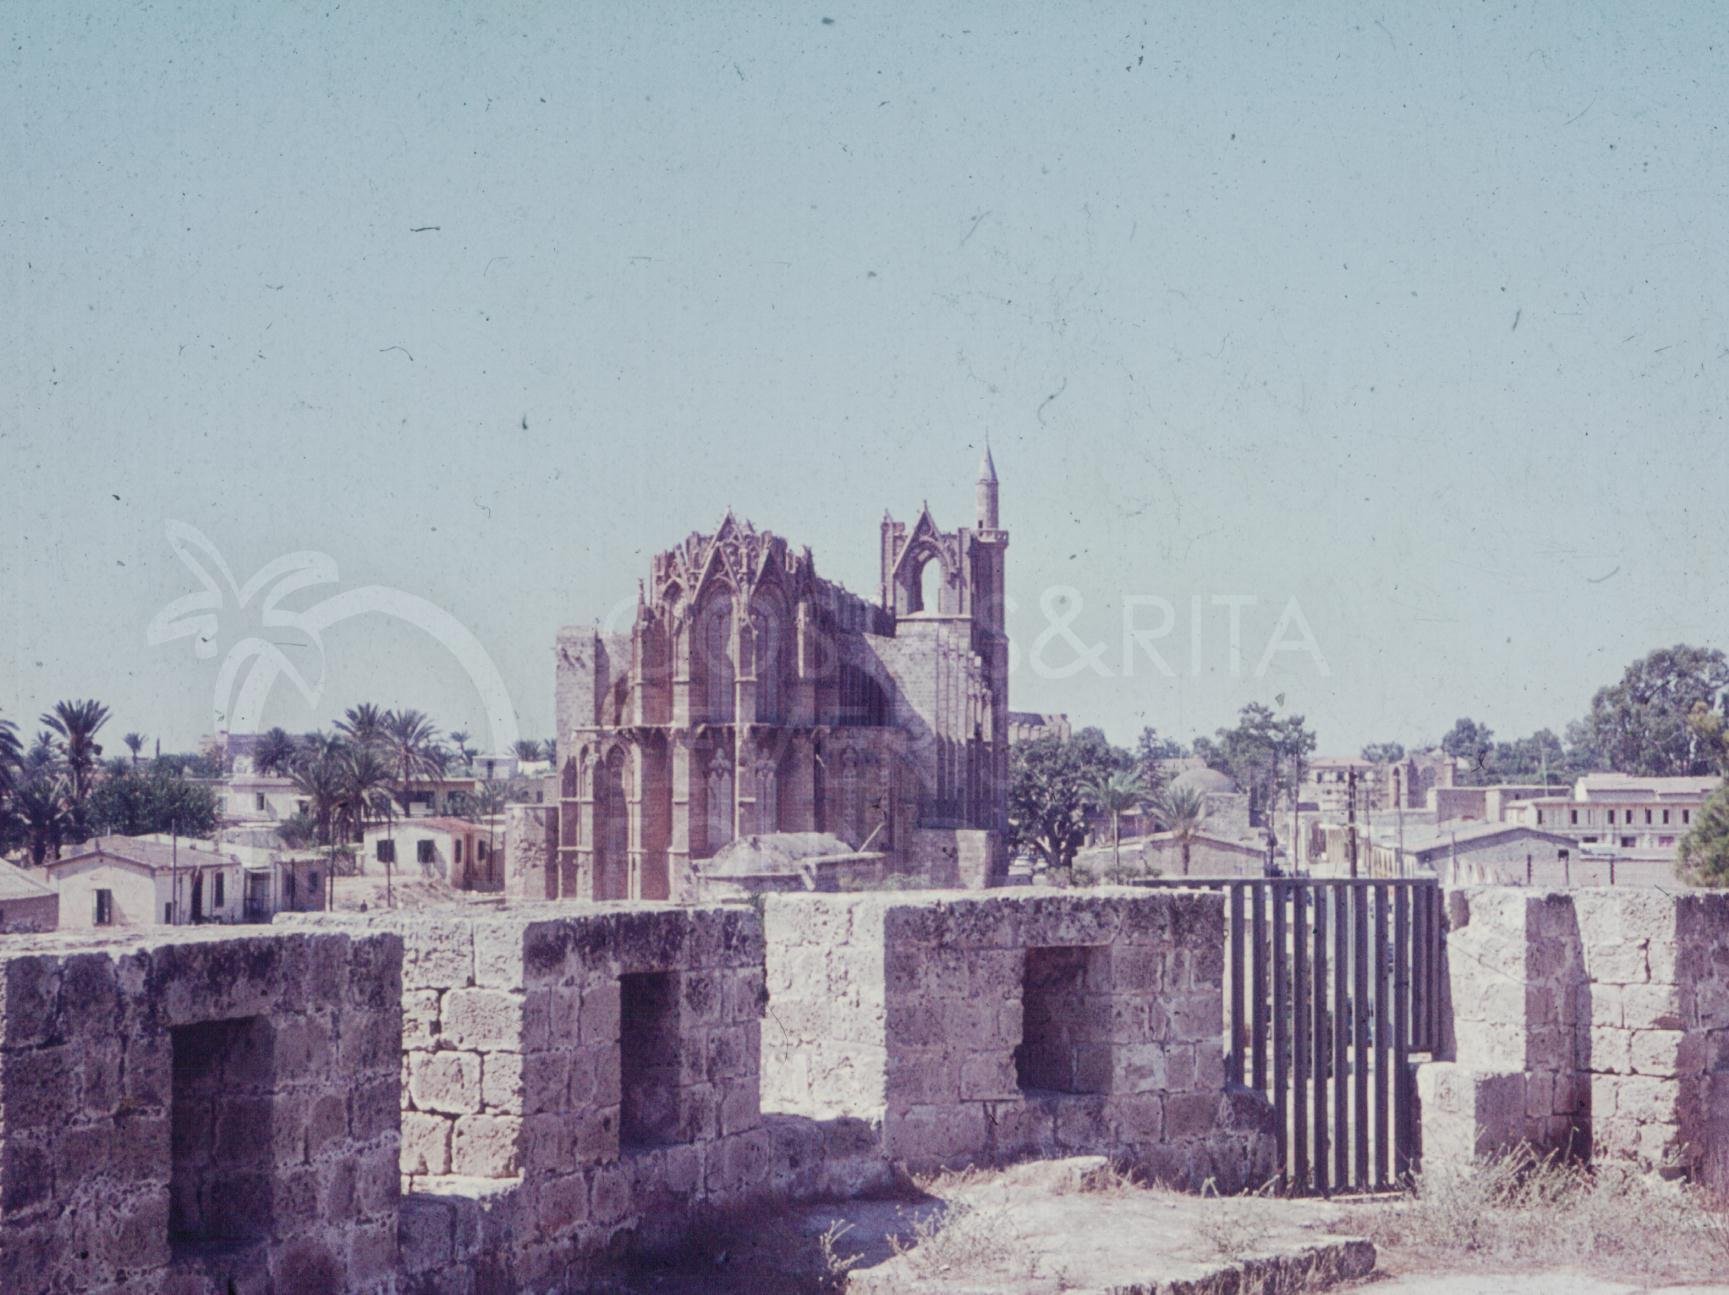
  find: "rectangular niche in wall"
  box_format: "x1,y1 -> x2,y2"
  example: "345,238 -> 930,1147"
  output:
169,1016 -> 277,1252
618,971 -> 683,1149
1017,945 -> 1111,1095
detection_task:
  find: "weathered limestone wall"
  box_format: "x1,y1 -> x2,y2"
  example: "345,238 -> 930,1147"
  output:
1423,887 -> 1729,1189
503,802 -> 558,903
282,903 -> 771,1293
0,927 -> 402,1295
761,888 -> 1274,1189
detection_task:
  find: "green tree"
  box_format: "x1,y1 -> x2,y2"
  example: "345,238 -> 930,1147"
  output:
1132,726 -> 1181,788
1441,717 -> 1496,783
513,738 -> 543,762
254,726 -> 299,776
0,715 -> 20,827
122,732 -> 145,766
12,775 -> 73,866
335,703 -> 389,749
287,746 -> 345,850
87,766 -> 218,838
449,730 -> 475,768
1152,784 -> 1207,876
1579,645 -> 1729,777
1084,768 -> 1151,874
1007,728 -> 1131,872
1203,703 -> 1315,836
1685,701 -> 1729,776
1679,783 -> 1729,887
40,698 -> 112,831
1361,741 -> 1406,765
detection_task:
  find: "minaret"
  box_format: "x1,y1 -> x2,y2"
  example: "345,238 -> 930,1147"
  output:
975,440 -> 999,530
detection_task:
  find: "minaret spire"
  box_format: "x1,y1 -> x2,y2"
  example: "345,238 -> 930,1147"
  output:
975,438 -> 1000,529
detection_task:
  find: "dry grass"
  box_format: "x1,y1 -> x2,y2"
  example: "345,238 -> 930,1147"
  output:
1359,1146 -> 1729,1285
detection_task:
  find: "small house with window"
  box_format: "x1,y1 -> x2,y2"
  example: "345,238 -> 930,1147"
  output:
362,816 -> 503,892
43,835 -> 244,928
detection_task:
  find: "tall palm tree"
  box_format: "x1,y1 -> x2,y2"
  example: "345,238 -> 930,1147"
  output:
123,732 -> 145,766
254,726 -> 299,776
381,710 -> 446,906
335,703 -> 389,749
286,747 -> 344,852
1154,785 -> 1208,877
334,745 -> 394,909
337,746 -> 395,844
40,698 -> 111,821
382,709 -> 447,818
1084,768 -> 1151,874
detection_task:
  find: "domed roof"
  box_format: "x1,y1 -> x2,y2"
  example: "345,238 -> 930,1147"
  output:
1170,766 -> 1237,796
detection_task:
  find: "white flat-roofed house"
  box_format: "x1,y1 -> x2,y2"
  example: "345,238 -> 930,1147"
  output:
362,816 -> 503,892
1503,773 -> 1719,857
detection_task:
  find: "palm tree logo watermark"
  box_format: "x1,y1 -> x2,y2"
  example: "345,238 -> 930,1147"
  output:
146,521 -> 521,753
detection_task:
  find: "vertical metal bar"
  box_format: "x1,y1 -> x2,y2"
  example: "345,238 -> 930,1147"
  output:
1292,883 -> 1309,1191
1312,882 -> 1329,1196
1394,882 -> 1413,1182
1352,880 -> 1370,1190
1252,881 -> 1268,1094
1229,882 -> 1246,1087
1410,881 -> 1427,1054
1333,881 -> 1349,1189
1272,880 -> 1289,1188
1429,882 -> 1445,1064
1373,883 -> 1391,1189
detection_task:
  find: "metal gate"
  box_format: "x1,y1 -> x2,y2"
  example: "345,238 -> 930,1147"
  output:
1138,876 -> 1443,1194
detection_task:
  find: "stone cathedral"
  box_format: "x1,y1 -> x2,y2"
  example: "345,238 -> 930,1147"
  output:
546,452 -> 1010,902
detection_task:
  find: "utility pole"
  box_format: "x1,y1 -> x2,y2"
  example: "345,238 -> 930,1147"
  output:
1395,766 -> 1406,878
170,817 -> 179,926
1346,769 -> 1359,879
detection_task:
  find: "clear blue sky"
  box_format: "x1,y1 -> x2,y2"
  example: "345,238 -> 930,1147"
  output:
3,3 -> 1725,755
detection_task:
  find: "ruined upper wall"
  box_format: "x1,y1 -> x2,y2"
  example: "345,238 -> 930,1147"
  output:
761,888 -> 1273,1189
0,926 -> 402,1295
1424,887 -> 1729,1190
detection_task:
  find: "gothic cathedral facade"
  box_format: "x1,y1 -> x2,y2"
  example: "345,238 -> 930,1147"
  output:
549,452 -> 1009,901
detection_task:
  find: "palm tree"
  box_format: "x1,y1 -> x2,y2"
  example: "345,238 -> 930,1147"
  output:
24,730 -> 60,776
449,730 -> 474,769
1154,785 -> 1208,877
123,732 -> 145,766
286,747 -> 345,853
513,738 -> 542,763
0,715 -> 20,800
40,698 -> 111,822
1084,769 -> 1151,875
254,726 -> 299,776
380,709 -> 446,906
335,703 -> 389,749
334,745 -> 394,909
14,775 -> 73,866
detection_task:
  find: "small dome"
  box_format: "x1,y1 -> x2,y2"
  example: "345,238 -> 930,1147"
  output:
1171,766 -> 1237,796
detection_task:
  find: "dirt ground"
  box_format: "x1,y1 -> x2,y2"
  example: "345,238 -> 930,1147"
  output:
610,1159 -> 1729,1295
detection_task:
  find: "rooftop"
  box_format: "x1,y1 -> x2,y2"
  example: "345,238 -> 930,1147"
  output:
47,834 -> 240,873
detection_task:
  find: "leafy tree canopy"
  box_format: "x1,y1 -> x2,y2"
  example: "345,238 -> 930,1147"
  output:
1007,728 -> 1132,870
1679,783 -> 1729,887
1579,645 -> 1729,777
